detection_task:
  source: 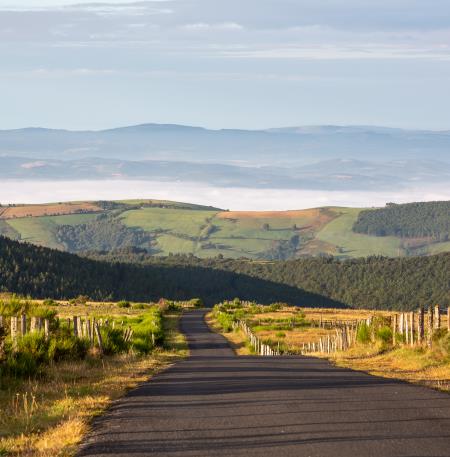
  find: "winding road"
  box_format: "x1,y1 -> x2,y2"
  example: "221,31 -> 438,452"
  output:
78,310 -> 450,456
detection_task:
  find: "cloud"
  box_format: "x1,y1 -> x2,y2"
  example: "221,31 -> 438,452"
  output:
219,44 -> 450,61
182,22 -> 244,31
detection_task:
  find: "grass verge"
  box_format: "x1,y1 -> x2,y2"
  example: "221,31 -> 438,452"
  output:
0,312 -> 188,456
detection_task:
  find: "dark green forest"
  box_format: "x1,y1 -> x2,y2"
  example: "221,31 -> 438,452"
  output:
1,236 -> 448,310
89,249 -> 450,310
353,201 -> 450,240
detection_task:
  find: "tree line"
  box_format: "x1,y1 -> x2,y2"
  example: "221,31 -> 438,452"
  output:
353,201 -> 450,240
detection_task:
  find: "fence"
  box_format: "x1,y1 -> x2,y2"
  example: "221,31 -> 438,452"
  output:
0,314 -> 136,355
233,305 -> 450,357
232,320 -> 279,356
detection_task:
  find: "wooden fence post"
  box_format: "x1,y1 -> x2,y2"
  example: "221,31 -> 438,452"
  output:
434,305 -> 441,330
418,308 -> 424,344
73,316 -> 79,338
30,316 -> 37,333
392,314 -> 397,345
20,314 -> 27,336
448,307 -> 450,332
405,314 -> 409,345
94,323 -> 104,355
44,319 -> 50,340
409,312 -> 414,346
427,307 -> 433,347
10,316 -> 18,349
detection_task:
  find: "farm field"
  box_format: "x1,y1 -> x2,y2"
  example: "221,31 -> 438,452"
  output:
0,296 -> 192,456
208,301 -> 450,391
1,199 -> 450,259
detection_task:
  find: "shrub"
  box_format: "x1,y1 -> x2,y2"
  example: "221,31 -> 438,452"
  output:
47,334 -> 89,361
357,323 -> 371,344
130,308 -> 164,354
2,333 -> 49,377
376,326 -> 392,344
132,303 -> 148,310
42,299 -> 57,306
100,328 -> 129,355
216,312 -> 234,332
268,303 -> 283,312
117,300 -> 131,308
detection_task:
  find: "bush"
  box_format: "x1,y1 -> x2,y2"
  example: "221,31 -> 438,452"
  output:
132,303 -> 148,310
216,312 -> 234,332
117,300 -> 131,308
42,299 -> 57,306
130,308 -> 164,354
357,323 -> 371,344
376,326 -> 392,344
47,334 -> 90,361
100,328 -> 130,355
2,333 -> 49,377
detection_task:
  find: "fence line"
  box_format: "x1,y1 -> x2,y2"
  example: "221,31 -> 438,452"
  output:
233,305 -> 449,357
0,314 -> 147,355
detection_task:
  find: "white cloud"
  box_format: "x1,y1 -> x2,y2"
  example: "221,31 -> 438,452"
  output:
182,22 -> 244,31
219,44 -> 450,61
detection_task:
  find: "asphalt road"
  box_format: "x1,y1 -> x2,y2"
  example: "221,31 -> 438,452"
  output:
78,310 -> 450,457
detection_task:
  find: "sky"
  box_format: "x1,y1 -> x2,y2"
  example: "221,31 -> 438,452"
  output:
1,0 -> 450,130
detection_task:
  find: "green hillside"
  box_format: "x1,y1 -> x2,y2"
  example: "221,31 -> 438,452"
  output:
1,235 -> 450,309
1,199 -> 450,259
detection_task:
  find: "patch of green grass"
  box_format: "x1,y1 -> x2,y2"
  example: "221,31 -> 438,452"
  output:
5,218 -> 63,250
121,208 -> 217,238
316,207 -> 403,258
41,213 -> 99,226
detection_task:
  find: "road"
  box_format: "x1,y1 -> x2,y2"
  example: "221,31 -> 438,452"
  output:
78,309 -> 450,456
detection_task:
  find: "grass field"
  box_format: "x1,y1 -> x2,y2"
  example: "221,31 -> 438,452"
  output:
315,207 -> 404,257
5,218 -> 63,250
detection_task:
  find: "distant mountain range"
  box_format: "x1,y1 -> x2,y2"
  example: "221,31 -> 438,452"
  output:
1,124 -> 450,191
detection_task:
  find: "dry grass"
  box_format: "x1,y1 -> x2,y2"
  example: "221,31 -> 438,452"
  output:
0,203 -> 102,220
328,345 -> 450,393
0,312 -> 188,456
208,305 -> 449,393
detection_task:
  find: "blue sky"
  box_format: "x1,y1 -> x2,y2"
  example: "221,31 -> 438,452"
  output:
1,0 -> 450,130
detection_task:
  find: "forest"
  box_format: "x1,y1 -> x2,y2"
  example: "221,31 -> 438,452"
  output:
353,201 -> 450,239
1,236 -> 449,310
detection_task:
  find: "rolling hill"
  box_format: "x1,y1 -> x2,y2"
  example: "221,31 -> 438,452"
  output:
1,199 -> 450,259
1,235 -> 449,309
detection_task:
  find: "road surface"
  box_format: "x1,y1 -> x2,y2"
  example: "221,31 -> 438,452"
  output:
78,309 -> 450,456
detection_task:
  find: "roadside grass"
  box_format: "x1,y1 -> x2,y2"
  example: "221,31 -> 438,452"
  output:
329,344 -> 450,392
207,302 -> 449,392
205,313 -> 251,355
0,311 -> 188,456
